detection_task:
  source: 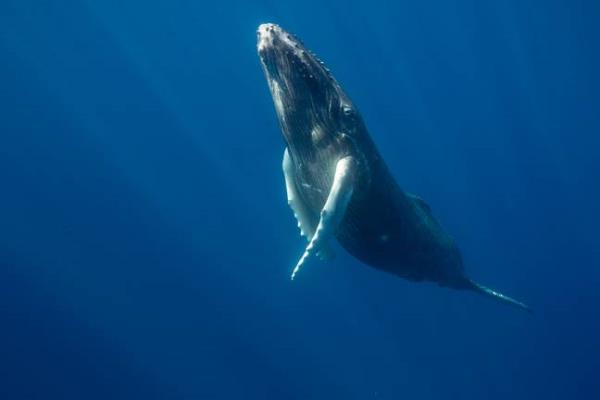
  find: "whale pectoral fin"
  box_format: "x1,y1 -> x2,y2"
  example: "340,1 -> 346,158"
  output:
283,148 -> 336,262
291,156 -> 356,280
283,148 -> 315,240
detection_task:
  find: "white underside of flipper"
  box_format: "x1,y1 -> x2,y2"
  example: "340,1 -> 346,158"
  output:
283,148 -> 315,240
285,154 -> 356,280
283,149 -> 335,262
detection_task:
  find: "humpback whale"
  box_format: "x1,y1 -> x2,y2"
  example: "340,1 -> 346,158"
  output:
257,23 -> 530,311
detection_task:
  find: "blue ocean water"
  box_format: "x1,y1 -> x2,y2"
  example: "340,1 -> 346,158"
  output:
1,0 -> 599,398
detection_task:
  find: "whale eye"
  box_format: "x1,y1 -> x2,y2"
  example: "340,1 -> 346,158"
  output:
342,105 -> 353,116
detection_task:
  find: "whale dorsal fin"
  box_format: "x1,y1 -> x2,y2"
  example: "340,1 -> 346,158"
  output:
290,155 -> 357,280
282,148 -> 335,261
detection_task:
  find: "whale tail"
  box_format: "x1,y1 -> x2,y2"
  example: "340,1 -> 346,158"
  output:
467,279 -> 532,313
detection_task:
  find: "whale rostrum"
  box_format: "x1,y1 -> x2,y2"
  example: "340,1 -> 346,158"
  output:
257,23 -> 530,312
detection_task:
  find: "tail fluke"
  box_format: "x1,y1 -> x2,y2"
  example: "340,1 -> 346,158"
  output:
468,280 -> 532,313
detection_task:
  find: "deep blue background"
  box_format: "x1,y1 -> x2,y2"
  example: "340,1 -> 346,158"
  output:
1,1 -> 599,398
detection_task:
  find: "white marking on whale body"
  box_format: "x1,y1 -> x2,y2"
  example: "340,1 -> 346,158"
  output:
257,24 -> 276,52
311,125 -> 327,145
269,79 -> 285,121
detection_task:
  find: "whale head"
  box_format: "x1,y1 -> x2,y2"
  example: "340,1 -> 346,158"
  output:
257,23 -> 365,160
